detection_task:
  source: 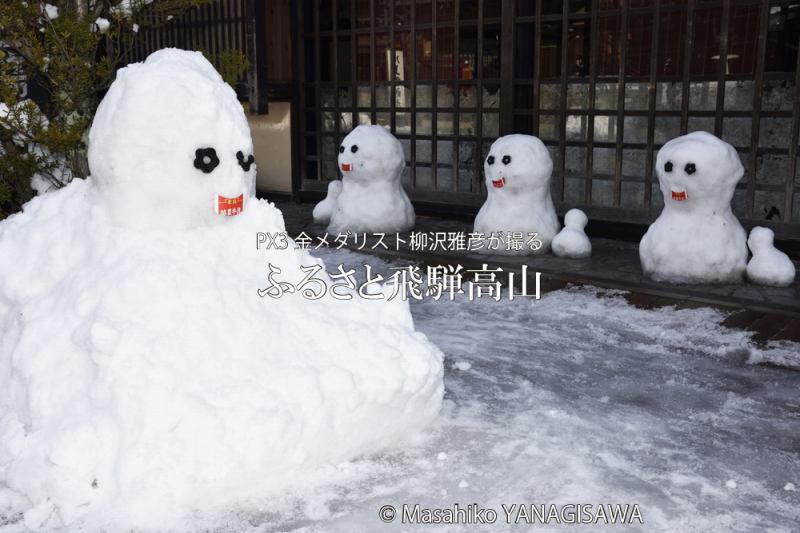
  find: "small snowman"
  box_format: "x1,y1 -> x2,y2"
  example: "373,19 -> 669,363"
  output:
552,208 -> 592,259
473,134 -> 560,255
640,131 -> 748,284
746,227 -> 796,287
315,124 -> 415,233
312,180 -> 342,224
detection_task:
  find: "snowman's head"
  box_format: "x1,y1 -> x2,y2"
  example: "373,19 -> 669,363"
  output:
655,131 -> 743,213
747,226 -> 774,253
484,134 -> 553,194
88,49 -> 255,229
337,125 -> 405,183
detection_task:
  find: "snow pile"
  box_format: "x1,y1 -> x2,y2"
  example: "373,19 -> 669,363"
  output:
473,134 -> 560,255
552,208 -> 592,259
312,180 -> 342,224
746,227 -> 796,287
640,132 -> 748,284
317,124 -> 415,233
0,49 -> 443,530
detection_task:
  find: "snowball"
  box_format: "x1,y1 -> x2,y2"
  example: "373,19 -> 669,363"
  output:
784,483 -> 796,491
746,227 -> 796,287
725,479 -> 738,489
452,361 -> 471,371
640,132 -> 747,284
473,134 -> 560,255
326,125 -> 415,233
552,208 -> 591,259
437,452 -> 448,461
43,3 -> 58,20
0,49 -> 443,530
94,17 -> 110,33
312,180 -> 342,224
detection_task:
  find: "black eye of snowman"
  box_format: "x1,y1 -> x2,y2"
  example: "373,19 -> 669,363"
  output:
664,161 -> 673,172
351,145 -> 359,153
194,148 -> 219,173
684,162 -> 696,175
236,151 -> 255,172
502,155 -> 511,165
339,145 -> 345,153
487,155 -> 495,165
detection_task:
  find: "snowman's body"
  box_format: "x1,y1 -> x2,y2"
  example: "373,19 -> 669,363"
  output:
746,227 -> 796,287
473,134 -> 560,255
0,50 -> 442,529
322,125 -> 414,234
640,132 -> 747,284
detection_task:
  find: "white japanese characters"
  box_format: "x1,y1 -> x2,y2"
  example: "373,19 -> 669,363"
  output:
640,132 -> 748,284
473,134 -> 561,255
746,226 -> 796,287
315,124 -> 415,233
552,208 -> 592,259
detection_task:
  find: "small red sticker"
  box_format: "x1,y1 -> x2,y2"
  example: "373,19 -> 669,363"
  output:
671,190 -> 687,201
217,194 -> 244,216
492,177 -> 506,188
341,163 -> 352,172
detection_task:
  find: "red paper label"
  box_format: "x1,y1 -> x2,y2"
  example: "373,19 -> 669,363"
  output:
341,163 -> 352,172
217,194 -> 244,216
492,177 -> 506,188
671,190 -> 687,201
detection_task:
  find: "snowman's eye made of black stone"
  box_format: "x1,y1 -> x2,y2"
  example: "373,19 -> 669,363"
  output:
684,162 -> 696,175
351,145 -> 359,153
194,147 -> 219,173
236,151 -> 255,172
664,161 -> 673,172
487,155 -> 495,165
339,145 -> 345,153
502,155 -> 512,165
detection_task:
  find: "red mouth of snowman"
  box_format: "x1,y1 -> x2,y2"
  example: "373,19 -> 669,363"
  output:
216,194 -> 244,216
671,190 -> 687,201
492,177 -> 506,188
341,163 -> 352,172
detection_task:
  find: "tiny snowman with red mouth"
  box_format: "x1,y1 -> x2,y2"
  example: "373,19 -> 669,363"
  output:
315,124 -> 415,233
640,131 -> 748,283
473,134 -> 560,255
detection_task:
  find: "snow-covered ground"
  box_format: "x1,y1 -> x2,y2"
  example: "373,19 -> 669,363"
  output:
3,247 -> 798,532
192,249 -> 799,531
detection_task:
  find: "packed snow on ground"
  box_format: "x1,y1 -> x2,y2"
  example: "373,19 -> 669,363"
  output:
74,245 -> 797,533
0,50 -> 443,531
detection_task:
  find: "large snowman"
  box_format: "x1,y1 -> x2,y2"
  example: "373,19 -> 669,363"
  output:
314,124 -> 415,233
0,49 -> 442,530
473,134 -> 560,255
640,131 -> 747,284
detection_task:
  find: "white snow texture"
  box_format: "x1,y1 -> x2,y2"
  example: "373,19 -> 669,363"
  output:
473,134 -> 561,255
552,208 -> 592,259
640,131 -> 748,284
0,49 -> 443,530
323,124 -> 415,234
746,227 -> 796,287
312,179 -> 342,224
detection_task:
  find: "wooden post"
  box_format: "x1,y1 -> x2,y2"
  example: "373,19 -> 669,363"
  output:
246,0 -> 268,114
